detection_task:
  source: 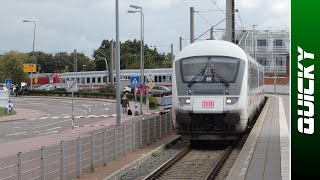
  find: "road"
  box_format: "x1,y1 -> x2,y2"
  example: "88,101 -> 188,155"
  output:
0,97 -> 117,144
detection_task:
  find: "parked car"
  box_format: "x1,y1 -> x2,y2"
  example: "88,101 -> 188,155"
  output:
123,86 -> 132,94
159,95 -> 172,115
0,83 -> 8,91
35,84 -> 50,90
54,83 -> 67,91
150,85 -> 172,97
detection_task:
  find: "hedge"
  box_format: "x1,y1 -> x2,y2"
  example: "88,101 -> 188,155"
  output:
25,90 -> 158,109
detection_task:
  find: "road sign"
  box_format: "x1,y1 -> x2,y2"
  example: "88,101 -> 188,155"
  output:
5,79 -> 12,89
148,82 -> 155,89
66,80 -> 79,92
23,64 -> 37,72
130,76 -> 140,87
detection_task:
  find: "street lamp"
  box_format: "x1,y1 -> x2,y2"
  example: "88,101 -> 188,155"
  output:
23,19 -> 36,90
128,4 -> 144,115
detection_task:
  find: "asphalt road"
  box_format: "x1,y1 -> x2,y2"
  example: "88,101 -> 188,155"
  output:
0,97 -> 117,144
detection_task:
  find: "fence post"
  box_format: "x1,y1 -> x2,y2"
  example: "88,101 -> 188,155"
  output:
41,147 -> 45,180
132,121 -> 135,150
140,119 -> 143,148
103,130 -> 107,166
18,152 -> 22,180
147,115 -> 150,144
169,112 -> 172,133
91,133 -> 95,171
114,128 -> 117,160
165,114 -> 168,136
159,115 -> 162,139
154,117 -> 156,141
77,137 -> 81,178
60,141 -> 65,180
124,124 -> 127,156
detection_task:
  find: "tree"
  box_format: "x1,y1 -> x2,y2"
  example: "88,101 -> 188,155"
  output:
0,51 -> 30,84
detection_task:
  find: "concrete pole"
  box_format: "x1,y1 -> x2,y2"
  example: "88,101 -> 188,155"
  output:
110,41 -> 114,85
179,37 -> 182,51
171,44 -> 174,67
140,10 -> 143,115
190,7 -> 194,44
226,0 -> 232,42
73,49 -> 77,72
115,0 -> 121,127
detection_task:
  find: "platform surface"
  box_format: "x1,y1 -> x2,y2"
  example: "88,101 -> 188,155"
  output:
227,96 -> 289,180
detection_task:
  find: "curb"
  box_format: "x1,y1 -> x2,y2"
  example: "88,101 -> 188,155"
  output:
0,118 -> 26,123
102,135 -> 181,180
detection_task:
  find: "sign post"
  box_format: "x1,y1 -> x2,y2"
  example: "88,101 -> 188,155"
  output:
23,64 -> 36,90
130,76 -> 140,115
5,79 -> 12,90
66,80 -> 79,136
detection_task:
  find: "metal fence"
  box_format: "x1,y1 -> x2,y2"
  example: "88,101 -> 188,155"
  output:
0,112 -> 173,180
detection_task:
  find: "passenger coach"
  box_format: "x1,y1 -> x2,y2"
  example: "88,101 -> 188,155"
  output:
172,40 -> 264,141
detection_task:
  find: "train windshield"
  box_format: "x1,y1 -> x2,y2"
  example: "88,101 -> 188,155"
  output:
181,56 -> 239,83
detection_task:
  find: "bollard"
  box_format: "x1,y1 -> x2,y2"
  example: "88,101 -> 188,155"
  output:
77,137 -> 81,178
103,131 -> 107,166
91,133 -> 95,171
60,141 -> 65,180
41,147 -> 45,180
18,152 -> 22,180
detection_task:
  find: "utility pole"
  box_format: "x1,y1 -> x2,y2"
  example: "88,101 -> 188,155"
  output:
210,27 -> 214,40
73,49 -> 77,72
171,44 -> 174,67
110,41 -> 114,85
190,7 -> 195,44
253,25 -> 258,59
226,0 -> 235,43
179,37 -> 182,51
115,0 -> 121,127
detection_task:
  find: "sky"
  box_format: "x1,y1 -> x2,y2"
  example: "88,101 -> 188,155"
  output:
0,0 -> 289,58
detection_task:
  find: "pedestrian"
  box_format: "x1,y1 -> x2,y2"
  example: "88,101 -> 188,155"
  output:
121,95 -> 129,114
15,84 -> 20,97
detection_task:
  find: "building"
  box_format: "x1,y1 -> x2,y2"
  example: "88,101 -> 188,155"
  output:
235,29 -> 290,84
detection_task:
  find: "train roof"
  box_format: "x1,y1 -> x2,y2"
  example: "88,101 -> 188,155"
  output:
175,40 -> 248,61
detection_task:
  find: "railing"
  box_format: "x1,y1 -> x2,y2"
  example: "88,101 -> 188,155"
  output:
264,66 -> 287,73
0,112 -> 173,180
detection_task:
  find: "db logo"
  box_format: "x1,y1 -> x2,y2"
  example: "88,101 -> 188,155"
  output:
202,100 -> 214,108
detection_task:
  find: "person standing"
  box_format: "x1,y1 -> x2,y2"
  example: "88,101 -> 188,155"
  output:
121,95 -> 129,114
15,84 -> 20,97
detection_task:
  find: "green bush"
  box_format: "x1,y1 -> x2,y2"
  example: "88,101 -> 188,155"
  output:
98,85 -> 116,93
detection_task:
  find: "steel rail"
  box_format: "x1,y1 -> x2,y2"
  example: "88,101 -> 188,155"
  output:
143,146 -> 192,180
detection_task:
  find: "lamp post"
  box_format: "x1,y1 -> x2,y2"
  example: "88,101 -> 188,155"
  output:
23,19 -> 36,90
128,4 -> 144,115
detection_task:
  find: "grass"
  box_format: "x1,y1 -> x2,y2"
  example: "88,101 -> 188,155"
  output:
0,108 -> 16,117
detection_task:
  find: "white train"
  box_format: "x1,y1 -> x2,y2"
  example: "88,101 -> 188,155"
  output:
172,40 -> 265,141
59,68 -> 173,88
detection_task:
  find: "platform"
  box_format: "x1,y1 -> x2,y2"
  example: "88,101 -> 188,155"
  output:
227,95 -> 290,180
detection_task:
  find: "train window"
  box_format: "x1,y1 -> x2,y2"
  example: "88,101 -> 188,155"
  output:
169,76 -> 172,83
98,77 -> 101,83
103,76 -> 106,82
92,78 -> 96,83
163,76 -> 166,82
155,76 -> 158,82
159,76 -> 162,82
181,56 -> 239,83
87,78 -> 90,83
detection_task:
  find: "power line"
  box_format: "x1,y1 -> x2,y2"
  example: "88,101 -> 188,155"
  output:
195,11 -> 213,27
209,0 -> 226,15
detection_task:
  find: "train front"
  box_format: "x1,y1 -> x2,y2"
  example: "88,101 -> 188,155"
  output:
172,40 -> 248,140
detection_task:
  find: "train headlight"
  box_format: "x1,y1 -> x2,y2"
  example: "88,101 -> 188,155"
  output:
226,97 -> 238,105
179,97 -> 191,104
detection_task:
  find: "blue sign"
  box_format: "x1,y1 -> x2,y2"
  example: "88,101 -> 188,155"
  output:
130,76 -> 140,87
5,79 -> 12,89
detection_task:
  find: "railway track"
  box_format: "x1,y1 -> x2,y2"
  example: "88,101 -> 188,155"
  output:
144,139 -> 239,180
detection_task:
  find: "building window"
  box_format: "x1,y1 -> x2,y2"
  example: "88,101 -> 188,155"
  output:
257,39 -> 267,46
276,57 -> 283,66
274,39 -> 283,46
257,57 -> 267,66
